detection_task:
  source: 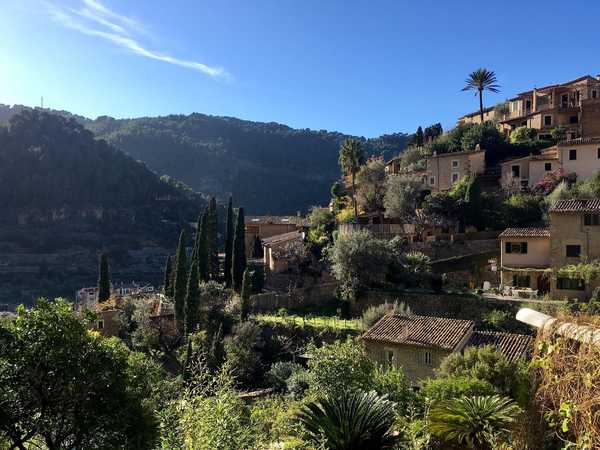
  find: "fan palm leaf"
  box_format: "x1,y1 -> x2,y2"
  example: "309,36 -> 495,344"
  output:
462,68 -> 500,123
296,390 -> 397,450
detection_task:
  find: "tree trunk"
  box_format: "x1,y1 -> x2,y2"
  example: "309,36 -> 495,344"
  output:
479,89 -> 484,123
351,172 -> 358,220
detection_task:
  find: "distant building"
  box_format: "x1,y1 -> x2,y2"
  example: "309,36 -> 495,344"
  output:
76,282 -> 155,309
362,314 -> 532,383
262,230 -> 305,274
425,147 -> 486,192
458,106 -> 497,126
245,215 -> 306,257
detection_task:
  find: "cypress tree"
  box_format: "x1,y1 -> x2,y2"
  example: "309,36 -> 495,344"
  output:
185,259 -> 200,334
240,268 -> 252,321
415,126 -> 424,146
173,230 -> 188,333
207,197 -> 219,279
163,255 -> 173,297
97,253 -> 110,302
232,207 -> 247,291
464,175 -> 482,230
223,197 -> 234,287
196,209 -> 209,282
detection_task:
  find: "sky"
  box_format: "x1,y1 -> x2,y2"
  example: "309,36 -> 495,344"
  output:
2,0 -> 600,137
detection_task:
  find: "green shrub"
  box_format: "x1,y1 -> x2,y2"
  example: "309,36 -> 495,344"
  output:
361,301 -> 411,328
267,361 -> 304,393
421,376 -> 496,403
372,367 -> 416,415
287,369 -> 310,399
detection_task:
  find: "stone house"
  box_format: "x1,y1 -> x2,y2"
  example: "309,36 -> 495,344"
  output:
362,314 -> 532,383
499,227 -> 552,295
424,148 -> 486,192
549,199 -> 600,300
245,215 -> 306,257
500,137 -> 600,190
458,107 -> 497,126
497,74 -> 600,140
262,230 -> 305,274
498,199 -> 600,300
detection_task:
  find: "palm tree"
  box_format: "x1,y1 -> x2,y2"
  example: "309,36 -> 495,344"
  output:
296,390 -> 397,450
339,138 -> 366,220
428,395 -> 521,450
462,69 -> 500,123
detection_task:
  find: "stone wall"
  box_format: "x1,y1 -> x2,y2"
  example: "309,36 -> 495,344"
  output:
250,282 -> 337,313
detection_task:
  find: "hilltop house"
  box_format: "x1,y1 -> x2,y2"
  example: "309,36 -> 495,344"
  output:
362,314 -> 532,383
499,199 -> 600,300
497,74 -> 600,139
458,106 -> 497,126
262,230 -> 305,274
500,137 -> 600,190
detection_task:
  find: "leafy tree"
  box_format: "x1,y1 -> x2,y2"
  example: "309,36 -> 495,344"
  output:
356,159 -> 386,214
97,252 -> 110,302
502,194 -> 543,228
424,123 -> 443,142
173,230 -> 188,333
223,197 -> 234,287
509,126 -> 538,145
464,175 -> 483,229
240,269 -> 252,321
383,174 -> 425,222
296,390 -> 398,450
232,207 -> 247,291
411,126 -> 424,146
339,138 -> 366,219
163,254 -> 173,297
185,260 -> 200,334
328,229 -> 390,300
0,299 -> 159,450
428,395 -> 521,450
306,339 -> 375,399
422,376 -> 496,403
462,68 -> 501,123
460,122 -> 505,152
207,197 -> 219,280
372,367 -> 416,415
224,321 -> 264,387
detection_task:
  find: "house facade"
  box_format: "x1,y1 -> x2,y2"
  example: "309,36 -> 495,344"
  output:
245,215 -> 306,257
362,314 -> 532,383
262,230 -> 305,274
458,107 -> 496,126
500,138 -> 600,190
425,148 -> 486,192
497,75 -> 600,140
499,228 -> 551,294
499,200 -> 600,300
549,199 -> 600,300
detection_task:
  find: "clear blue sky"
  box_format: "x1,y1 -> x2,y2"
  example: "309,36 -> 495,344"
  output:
2,0 -> 600,137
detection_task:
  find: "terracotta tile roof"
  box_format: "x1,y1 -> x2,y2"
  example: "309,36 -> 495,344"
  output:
550,199 -> 600,213
246,215 -> 307,226
499,228 -> 550,238
262,230 -> 303,246
460,106 -> 495,119
465,331 -> 533,363
362,314 -> 473,351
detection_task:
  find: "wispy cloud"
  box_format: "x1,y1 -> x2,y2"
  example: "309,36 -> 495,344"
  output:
46,0 -> 229,80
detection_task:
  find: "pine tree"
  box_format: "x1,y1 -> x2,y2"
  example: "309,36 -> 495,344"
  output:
163,255 -> 173,297
173,230 -> 188,333
232,207 -> 247,291
415,126 -> 424,146
97,253 -> 110,302
185,259 -> 200,334
196,209 -> 209,282
240,268 -> 252,321
207,197 -> 219,279
224,197 -> 234,287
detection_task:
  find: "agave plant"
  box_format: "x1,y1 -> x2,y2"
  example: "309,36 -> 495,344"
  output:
428,395 -> 521,449
295,390 -> 397,450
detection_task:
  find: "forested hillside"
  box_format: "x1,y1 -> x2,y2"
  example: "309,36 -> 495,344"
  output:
86,115 -> 408,214
0,104 -> 409,214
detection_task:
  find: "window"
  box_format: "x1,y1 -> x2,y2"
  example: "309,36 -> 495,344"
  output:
544,115 -> 552,126
569,115 -> 579,124
566,245 -> 581,258
584,214 -> 600,226
561,94 -> 569,106
429,176 -> 435,186
423,351 -> 433,366
569,132 -> 577,140
544,162 -> 552,171
569,149 -> 577,160
557,278 -> 585,290
512,275 -> 531,288
597,148 -> 600,159
451,172 -> 460,183
505,242 -> 528,254
511,165 -> 520,178
593,90 -> 598,99
451,160 -> 459,168
97,320 -> 104,330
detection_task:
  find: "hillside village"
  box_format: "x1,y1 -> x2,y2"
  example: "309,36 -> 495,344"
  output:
2,70 -> 600,450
